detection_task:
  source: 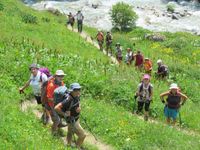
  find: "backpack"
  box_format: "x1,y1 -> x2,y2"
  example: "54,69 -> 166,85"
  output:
54,86 -> 68,106
139,83 -> 152,96
161,65 -> 169,75
39,67 -> 51,78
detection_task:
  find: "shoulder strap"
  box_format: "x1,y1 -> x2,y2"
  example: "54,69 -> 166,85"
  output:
139,83 -> 143,93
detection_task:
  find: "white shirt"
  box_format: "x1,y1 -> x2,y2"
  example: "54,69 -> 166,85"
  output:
77,12 -> 83,21
29,71 -> 48,96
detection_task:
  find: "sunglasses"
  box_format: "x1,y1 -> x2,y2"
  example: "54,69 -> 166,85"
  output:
57,75 -> 64,78
74,89 -> 81,91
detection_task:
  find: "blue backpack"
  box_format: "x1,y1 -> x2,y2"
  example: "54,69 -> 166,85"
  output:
54,86 -> 68,106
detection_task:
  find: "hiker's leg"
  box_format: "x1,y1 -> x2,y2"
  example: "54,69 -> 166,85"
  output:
74,120 -> 86,148
50,109 -> 60,135
172,109 -> 178,126
34,95 -> 42,104
137,101 -> 144,114
166,117 -> 171,124
67,124 -> 73,145
80,22 -> 83,33
144,101 -> 150,121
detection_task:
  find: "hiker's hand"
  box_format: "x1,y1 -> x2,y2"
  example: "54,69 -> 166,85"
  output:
134,95 -> 138,99
19,88 -> 24,94
76,107 -> 81,113
162,100 -> 165,104
181,102 -> 185,106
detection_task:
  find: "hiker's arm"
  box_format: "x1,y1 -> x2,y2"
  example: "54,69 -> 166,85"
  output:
180,92 -> 188,105
19,80 -> 31,93
54,103 -> 69,117
160,91 -> 169,103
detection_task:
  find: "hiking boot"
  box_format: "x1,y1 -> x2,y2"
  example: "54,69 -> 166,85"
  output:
41,113 -> 50,125
144,115 -> 148,121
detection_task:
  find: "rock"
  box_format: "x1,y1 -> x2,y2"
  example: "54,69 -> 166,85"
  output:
92,4 -> 98,9
172,14 -> 179,20
47,8 -> 62,16
144,33 -> 166,42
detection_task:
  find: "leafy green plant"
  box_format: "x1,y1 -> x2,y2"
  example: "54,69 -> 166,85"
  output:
111,2 -> 138,31
167,3 -> 175,13
21,13 -> 37,24
0,2 -> 4,11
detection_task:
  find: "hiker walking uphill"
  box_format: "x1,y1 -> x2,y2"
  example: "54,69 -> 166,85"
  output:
134,51 -> 144,71
67,12 -> 75,31
76,10 -> 84,33
55,83 -> 86,150
46,70 -> 65,135
19,64 -> 48,104
96,30 -> 104,51
144,58 -> 153,74
105,31 -> 113,56
135,74 -> 153,121
155,59 -> 169,79
115,43 -> 123,64
125,48 -> 134,65
160,83 -> 188,126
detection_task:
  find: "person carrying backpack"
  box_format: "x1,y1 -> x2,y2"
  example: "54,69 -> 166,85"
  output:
46,70 -> 66,135
115,43 -> 123,64
105,31 -> 113,56
76,10 -> 84,33
19,64 -> 48,104
55,83 -> 86,150
155,59 -> 169,79
160,83 -> 188,126
134,51 -> 144,71
96,29 -> 104,51
135,74 -> 153,121
143,58 -> 153,74
67,12 -> 75,31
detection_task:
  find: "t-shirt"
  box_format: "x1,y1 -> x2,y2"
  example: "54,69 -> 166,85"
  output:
144,60 -> 152,71
77,12 -> 84,21
137,83 -> 153,102
61,94 -> 80,122
158,65 -> 167,74
116,47 -> 122,57
135,54 -> 144,66
29,71 -> 48,96
97,32 -> 104,41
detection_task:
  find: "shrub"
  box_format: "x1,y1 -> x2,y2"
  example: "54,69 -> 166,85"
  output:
167,3 -> 175,13
111,2 -> 138,31
0,3 -> 4,11
41,17 -> 50,23
21,13 -> 37,24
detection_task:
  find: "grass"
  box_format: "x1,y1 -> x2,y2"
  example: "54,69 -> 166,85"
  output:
1,0 -> 200,149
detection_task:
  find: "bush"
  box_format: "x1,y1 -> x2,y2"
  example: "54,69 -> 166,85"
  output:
111,2 -> 138,31
41,17 -> 50,23
167,3 -> 175,13
0,3 -> 4,11
21,13 -> 37,24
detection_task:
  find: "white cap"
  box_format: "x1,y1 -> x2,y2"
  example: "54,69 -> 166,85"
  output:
157,59 -> 162,64
169,83 -> 179,90
55,70 -> 66,76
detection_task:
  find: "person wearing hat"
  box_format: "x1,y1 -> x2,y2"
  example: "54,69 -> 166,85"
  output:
46,69 -> 65,135
155,59 -> 168,79
105,31 -> 113,56
115,43 -> 123,64
19,63 -> 48,104
135,74 -> 153,121
55,83 -> 86,149
160,83 -> 188,125
96,29 -> 104,51
143,58 -> 153,74
76,10 -> 84,33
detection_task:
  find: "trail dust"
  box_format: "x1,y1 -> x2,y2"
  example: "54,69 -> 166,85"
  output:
66,25 -> 118,65
20,99 -> 114,150
131,112 -> 200,137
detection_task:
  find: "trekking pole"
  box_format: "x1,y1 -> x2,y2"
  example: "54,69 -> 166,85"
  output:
80,114 -> 98,141
133,94 -> 137,113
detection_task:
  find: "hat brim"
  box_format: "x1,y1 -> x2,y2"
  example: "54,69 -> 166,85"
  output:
169,87 -> 178,90
55,74 -> 66,76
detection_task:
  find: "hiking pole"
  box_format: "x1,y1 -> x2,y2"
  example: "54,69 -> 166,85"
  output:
80,114 -> 98,141
133,94 -> 138,114
178,109 -> 182,126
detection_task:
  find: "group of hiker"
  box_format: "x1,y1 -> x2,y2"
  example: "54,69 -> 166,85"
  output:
19,64 -> 85,149
67,11 -> 84,33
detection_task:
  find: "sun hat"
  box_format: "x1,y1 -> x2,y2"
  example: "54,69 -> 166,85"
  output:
145,58 -> 149,60
55,70 -> 66,76
29,63 -> 39,70
157,59 -> 162,64
69,83 -> 81,92
143,74 -> 150,80
169,83 -> 179,90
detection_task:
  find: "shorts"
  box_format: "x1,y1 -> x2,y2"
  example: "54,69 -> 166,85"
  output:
138,101 -> 150,112
164,106 -> 178,120
34,95 -> 42,104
